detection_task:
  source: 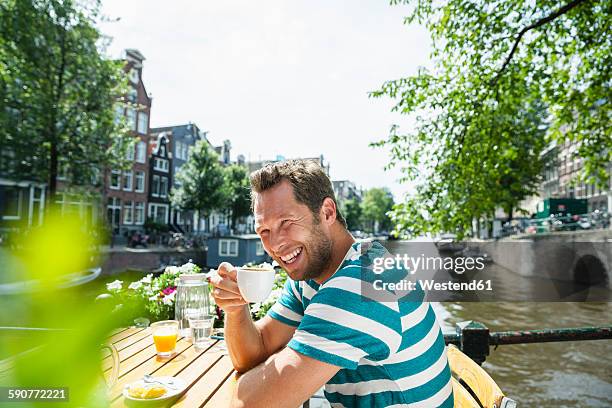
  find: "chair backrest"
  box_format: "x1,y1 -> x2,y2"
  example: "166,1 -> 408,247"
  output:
447,344 -> 517,408
451,377 -> 480,407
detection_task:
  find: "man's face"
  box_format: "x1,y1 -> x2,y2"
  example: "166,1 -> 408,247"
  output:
254,180 -> 332,281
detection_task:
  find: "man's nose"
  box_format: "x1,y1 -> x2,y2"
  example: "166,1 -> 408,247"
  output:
268,233 -> 287,256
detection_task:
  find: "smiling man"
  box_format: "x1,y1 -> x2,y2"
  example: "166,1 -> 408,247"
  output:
210,160 -> 453,407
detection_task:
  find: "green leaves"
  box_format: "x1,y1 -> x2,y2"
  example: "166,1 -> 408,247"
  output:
374,0 -> 610,238
223,164 -> 252,228
361,188 -> 395,233
171,140 -> 227,217
0,0 -> 130,195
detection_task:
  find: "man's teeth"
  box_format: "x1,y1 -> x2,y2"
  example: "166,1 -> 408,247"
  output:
280,247 -> 302,264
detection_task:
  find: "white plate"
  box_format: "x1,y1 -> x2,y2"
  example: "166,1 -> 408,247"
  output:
123,376 -> 187,402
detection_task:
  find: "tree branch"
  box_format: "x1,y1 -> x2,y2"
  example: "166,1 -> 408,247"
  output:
491,0 -> 588,86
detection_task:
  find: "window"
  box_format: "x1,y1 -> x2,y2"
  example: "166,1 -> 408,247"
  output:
152,175 -> 160,197
110,170 -> 121,189
123,201 -> 133,224
137,112 -> 148,134
160,176 -> 168,198
126,143 -> 135,161
129,69 -> 139,84
135,171 -> 145,192
126,108 -> 137,131
107,197 -> 121,227
176,211 -> 184,225
135,141 -> 147,163
176,141 -> 190,160
134,202 -> 145,224
175,142 -> 183,160
114,105 -> 124,124
149,203 -> 168,224
154,158 -> 169,172
123,171 -> 133,191
128,88 -> 137,103
255,240 -> 264,256
219,239 -> 239,257
1,187 -> 22,220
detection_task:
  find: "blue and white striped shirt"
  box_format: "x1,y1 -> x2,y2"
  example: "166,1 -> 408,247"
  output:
268,241 -> 453,407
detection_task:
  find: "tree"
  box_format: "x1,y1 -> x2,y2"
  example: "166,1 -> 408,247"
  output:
372,0 -> 611,238
223,164 -> 252,229
361,188 -> 395,233
0,0 -> 131,200
342,198 -> 363,231
171,139 -> 227,221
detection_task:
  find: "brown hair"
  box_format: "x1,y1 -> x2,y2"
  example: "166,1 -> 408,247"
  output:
250,159 -> 347,228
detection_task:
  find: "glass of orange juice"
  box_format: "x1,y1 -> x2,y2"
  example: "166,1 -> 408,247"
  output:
151,320 -> 179,357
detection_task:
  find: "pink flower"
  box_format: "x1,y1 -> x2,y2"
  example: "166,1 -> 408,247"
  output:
162,287 -> 176,296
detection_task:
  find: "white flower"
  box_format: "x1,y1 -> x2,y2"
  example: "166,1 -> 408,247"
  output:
165,266 -> 180,274
106,280 -> 123,291
151,282 -> 160,291
140,274 -> 153,284
128,281 -> 142,290
162,295 -> 174,306
174,277 -> 181,286
149,294 -> 159,302
259,262 -> 274,270
179,261 -> 196,274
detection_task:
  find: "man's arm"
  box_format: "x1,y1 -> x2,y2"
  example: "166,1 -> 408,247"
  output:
230,347 -> 341,408
225,308 -> 296,372
211,263 -> 296,372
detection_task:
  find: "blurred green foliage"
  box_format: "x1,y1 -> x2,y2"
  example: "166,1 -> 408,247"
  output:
0,209 -> 122,407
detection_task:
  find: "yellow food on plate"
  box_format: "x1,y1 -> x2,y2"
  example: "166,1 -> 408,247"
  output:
128,385 -> 167,399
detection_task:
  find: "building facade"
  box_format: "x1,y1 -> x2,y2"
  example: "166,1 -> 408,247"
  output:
540,139 -> 611,212
332,180 -> 362,206
150,123 -> 206,232
105,49 -> 152,236
147,132 -> 172,225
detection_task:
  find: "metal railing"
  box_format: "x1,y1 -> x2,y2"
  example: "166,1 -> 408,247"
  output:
444,321 -> 612,364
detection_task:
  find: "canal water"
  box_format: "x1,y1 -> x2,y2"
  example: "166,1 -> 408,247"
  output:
382,240 -> 612,407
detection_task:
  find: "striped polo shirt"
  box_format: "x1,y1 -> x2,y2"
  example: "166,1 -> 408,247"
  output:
268,241 -> 453,407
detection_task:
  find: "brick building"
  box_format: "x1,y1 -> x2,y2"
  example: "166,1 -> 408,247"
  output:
105,49 -> 152,236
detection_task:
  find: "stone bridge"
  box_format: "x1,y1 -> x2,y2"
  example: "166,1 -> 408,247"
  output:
480,229 -> 611,289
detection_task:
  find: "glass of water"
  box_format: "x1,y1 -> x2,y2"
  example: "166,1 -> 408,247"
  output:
188,313 -> 215,351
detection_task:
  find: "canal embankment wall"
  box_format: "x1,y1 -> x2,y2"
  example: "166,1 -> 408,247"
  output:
478,229 -> 612,288
100,247 -> 206,275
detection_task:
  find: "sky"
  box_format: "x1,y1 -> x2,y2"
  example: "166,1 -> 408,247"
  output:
98,0 -> 432,200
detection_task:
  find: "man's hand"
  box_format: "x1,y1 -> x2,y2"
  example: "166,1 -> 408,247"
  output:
210,262 -> 247,315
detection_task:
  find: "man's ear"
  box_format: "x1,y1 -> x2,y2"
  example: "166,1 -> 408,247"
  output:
320,197 -> 337,226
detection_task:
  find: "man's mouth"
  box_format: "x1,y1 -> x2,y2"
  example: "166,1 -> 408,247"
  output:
279,246 -> 303,265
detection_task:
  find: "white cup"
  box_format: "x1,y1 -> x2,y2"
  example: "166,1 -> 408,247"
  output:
236,267 -> 276,302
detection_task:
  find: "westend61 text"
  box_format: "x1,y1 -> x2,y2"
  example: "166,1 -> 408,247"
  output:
373,279 -> 493,292
372,254 -> 487,275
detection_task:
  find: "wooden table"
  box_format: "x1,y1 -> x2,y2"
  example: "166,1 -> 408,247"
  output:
105,327 -> 237,407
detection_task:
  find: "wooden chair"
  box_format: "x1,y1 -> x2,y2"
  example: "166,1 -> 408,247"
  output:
448,344 -> 517,408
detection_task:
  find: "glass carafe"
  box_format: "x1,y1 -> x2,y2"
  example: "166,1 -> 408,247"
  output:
174,273 -> 211,337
